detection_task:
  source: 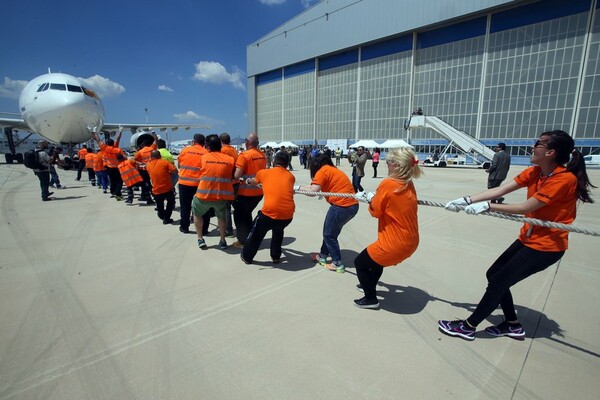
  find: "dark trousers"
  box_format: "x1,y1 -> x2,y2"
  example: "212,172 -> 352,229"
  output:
178,184 -> 197,230
372,162 -> 379,178
467,240 -> 564,327
352,173 -> 364,193
487,178 -> 505,203
233,195 -> 263,245
76,159 -> 85,180
242,211 -> 292,262
106,167 -> 122,196
126,182 -> 143,201
354,249 -> 384,300
35,170 -> 51,200
154,190 -> 176,221
139,170 -> 152,200
87,168 -> 96,184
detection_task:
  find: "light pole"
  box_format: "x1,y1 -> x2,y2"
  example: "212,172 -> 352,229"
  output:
145,107 -> 148,124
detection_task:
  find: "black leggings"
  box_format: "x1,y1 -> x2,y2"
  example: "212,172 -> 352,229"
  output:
467,240 -> 564,327
354,249 -> 384,300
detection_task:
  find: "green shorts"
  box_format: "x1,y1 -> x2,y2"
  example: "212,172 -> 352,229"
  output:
192,197 -> 227,220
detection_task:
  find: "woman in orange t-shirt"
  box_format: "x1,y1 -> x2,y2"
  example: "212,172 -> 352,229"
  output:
241,151 -> 295,264
353,147 -> 422,309
439,130 -> 595,341
298,154 -> 359,273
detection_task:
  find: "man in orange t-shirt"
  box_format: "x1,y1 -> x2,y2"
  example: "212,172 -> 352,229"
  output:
76,145 -> 88,181
134,132 -> 158,204
146,150 -> 178,224
241,151 -> 295,264
233,133 -> 266,247
84,151 -> 96,186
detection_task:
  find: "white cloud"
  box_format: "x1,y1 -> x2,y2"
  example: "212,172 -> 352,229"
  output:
193,61 -> 245,90
78,75 -> 125,98
0,77 -> 28,99
259,0 -> 286,5
301,0 -> 317,8
173,111 -> 224,125
158,85 -> 174,92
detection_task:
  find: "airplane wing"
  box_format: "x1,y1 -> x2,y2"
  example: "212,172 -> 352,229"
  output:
101,123 -> 210,134
0,117 -> 29,131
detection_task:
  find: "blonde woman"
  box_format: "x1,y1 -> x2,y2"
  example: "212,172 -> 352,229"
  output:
354,148 -> 422,309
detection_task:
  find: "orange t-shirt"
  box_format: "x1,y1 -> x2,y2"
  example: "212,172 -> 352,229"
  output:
221,144 -> 238,164
311,165 -> 358,207
236,148 -> 267,196
146,158 -> 177,195
514,165 -> 577,251
84,153 -> 95,169
255,166 -> 295,220
366,178 -> 419,267
78,148 -> 88,160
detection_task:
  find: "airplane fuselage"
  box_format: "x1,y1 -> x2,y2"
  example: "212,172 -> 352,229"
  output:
19,73 -> 105,144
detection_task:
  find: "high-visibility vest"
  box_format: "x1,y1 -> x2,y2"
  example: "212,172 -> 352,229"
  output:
93,152 -> 104,171
85,153 -> 95,169
236,148 -> 267,197
118,160 -> 143,187
195,152 -> 234,201
178,145 -> 207,187
101,145 -> 122,168
77,148 -> 88,160
134,144 -> 156,170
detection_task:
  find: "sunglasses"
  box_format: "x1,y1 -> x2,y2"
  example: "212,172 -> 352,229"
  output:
533,140 -> 548,148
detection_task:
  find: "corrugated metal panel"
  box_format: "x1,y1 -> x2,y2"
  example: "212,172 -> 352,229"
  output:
247,0 -> 519,76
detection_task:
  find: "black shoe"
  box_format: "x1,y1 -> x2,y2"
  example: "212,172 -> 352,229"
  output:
47,192 -> 54,197
146,200 -> 155,205
163,218 -> 174,225
179,226 -> 190,234
353,297 -> 379,309
42,197 -> 52,202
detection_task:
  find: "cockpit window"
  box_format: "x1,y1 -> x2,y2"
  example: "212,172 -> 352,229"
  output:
67,84 -> 83,93
36,83 -> 49,92
82,87 -> 100,100
50,83 -> 66,91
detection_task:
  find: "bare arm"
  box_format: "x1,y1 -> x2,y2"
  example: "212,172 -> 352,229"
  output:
298,184 -> 321,196
233,166 -> 243,180
469,180 -> 545,215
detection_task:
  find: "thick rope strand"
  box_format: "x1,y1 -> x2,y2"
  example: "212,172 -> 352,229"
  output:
293,189 -> 600,237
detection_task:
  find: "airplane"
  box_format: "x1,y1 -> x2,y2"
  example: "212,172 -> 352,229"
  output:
0,71 -> 208,163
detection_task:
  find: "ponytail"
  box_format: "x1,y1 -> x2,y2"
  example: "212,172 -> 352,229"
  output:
566,149 -> 596,203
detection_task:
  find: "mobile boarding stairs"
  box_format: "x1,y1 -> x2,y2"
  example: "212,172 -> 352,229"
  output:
407,115 -> 495,168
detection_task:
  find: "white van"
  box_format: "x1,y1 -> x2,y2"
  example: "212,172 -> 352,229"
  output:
583,154 -> 600,166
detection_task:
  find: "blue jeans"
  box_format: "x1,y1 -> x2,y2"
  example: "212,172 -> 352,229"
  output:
320,203 -> 359,263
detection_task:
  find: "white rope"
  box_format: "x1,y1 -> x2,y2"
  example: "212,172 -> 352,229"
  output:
294,189 -> 600,237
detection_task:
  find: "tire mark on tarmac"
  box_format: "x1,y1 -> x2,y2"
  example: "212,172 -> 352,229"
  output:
0,184 -> 137,400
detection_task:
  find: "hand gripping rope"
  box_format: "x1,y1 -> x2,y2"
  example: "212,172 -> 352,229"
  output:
293,189 -> 600,237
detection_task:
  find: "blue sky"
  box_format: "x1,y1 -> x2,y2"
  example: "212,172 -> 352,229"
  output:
0,0 -> 318,141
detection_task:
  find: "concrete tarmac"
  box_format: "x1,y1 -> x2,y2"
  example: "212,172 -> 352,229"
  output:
0,159 -> 599,400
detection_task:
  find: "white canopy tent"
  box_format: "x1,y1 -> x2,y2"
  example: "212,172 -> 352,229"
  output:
349,140 -> 381,149
379,139 -> 413,148
259,141 -> 279,149
278,141 -> 299,148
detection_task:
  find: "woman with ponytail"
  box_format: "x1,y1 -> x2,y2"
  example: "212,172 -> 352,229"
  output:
439,130 -> 595,340
353,147 -> 422,309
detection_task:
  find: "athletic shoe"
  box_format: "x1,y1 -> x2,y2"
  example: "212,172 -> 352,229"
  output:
356,284 -> 364,293
115,195 -> 122,201
232,241 -> 244,249
353,297 -> 379,309
42,198 -> 52,202
324,262 -> 345,273
310,252 -> 326,265
438,319 -> 475,340
103,190 -> 107,194
197,238 -> 207,250
485,321 -> 525,339
225,230 -> 235,238
218,239 -> 228,250
240,254 -> 251,264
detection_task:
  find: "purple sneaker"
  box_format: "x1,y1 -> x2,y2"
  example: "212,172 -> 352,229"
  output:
485,321 -> 525,340
438,319 -> 475,340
